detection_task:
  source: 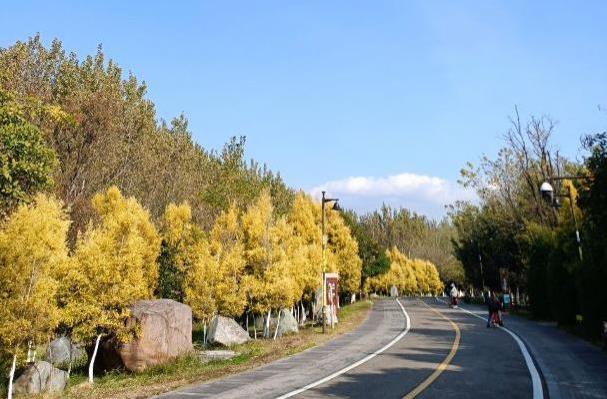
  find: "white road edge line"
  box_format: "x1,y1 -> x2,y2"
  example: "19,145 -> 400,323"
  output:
275,298 -> 411,399
448,301 -> 544,399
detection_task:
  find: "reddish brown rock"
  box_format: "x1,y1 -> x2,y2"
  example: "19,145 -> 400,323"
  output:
112,299 -> 193,372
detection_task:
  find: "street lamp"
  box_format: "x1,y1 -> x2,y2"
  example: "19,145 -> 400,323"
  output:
540,177 -> 585,261
321,190 -> 339,333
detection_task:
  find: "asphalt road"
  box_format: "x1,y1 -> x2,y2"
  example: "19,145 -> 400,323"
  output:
154,298 -> 607,399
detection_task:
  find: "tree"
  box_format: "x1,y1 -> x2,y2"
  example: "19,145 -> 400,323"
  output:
359,205 -> 463,284
340,210 -> 390,289
0,89 -> 56,218
287,193 -> 322,302
325,207 -> 362,299
182,239 -> 217,336
578,132 -> 607,337
0,36 -> 295,237
241,191 -> 296,337
59,186 -> 160,383
207,204 -> 247,318
157,203 -> 203,300
366,247 -> 416,295
0,194 -> 69,398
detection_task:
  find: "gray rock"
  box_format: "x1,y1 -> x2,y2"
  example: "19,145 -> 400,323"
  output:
13,361 -> 68,395
45,336 -> 87,370
208,315 -> 250,346
104,299 -> 193,372
278,309 -> 299,336
198,350 -> 237,362
254,315 -> 266,331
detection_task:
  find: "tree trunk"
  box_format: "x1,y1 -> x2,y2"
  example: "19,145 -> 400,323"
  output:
265,310 -> 271,338
203,323 -> 207,346
7,354 -> 16,399
253,315 -> 257,340
273,309 -> 282,340
245,312 -> 249,337
295,304 -> 299,324
88,334 -> 102,384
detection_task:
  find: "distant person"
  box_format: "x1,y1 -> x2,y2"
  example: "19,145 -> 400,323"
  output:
449,283 -> 458,307
486,292 -> 503,328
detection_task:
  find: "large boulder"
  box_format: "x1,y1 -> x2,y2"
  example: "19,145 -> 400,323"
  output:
278,309 -> 298,336
107,299 -> 193,372
208,315 -> 250,346
13,361 -> 68,395
45,336 -> 87,370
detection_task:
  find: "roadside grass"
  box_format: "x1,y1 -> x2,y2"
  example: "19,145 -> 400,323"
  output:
50,300 -> 372,399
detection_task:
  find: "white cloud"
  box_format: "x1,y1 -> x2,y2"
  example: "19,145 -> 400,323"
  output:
308,172 -> 476,219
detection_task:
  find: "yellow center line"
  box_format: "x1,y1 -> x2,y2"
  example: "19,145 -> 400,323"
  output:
402,300 -> 461,399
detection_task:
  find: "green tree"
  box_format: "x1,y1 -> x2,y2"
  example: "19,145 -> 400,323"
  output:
0,90 -> 56,218
578,132 -> 607,337
340,210 -> 390,290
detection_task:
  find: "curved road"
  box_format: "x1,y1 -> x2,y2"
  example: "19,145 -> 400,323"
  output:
155,298 -> 607,399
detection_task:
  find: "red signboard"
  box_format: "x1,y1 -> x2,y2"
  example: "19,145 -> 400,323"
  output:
324,272 -> 339,309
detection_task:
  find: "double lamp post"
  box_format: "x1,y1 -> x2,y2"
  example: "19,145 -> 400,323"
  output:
539,176 -> 586,261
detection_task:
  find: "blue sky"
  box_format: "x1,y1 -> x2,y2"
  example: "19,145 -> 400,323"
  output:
2,1 -> 606,217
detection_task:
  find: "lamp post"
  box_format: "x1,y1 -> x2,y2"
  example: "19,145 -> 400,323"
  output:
321,190 -> 340,333
540,176 -> 587,261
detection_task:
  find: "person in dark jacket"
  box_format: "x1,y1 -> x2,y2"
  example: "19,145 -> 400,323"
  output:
486,292 -> 503,327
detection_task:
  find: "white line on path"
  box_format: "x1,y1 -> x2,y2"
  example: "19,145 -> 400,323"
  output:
275,298 -> 411,399
449,301 -> 544,399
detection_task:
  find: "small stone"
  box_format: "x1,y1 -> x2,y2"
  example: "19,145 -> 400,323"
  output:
198,350 -> 237,362
208,315 -> 250,346
13,361 -> 68,395
278,309 -> 299,336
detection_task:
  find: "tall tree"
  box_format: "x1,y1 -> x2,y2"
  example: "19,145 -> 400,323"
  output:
59,187 -> 160,383
0,195 -> 69,398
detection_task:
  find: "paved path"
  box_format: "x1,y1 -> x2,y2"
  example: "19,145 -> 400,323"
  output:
456,302 -> 607,399
155,299 -> 407,399
154,298 -> 607,399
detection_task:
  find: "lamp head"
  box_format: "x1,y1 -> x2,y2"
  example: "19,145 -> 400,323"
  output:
540,181 -> 554,203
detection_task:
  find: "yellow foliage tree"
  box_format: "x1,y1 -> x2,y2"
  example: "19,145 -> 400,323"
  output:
286,193 -> 322,302
208,204 -> 247,318
0,194 -> 69,397
422,260 -> 443,295
182,239 -> 217,330
242,191 -> 296,337
325,207 -> 362,297
365,247 -> 443,296
159,202 -> 203,300
59,186 -> 160,383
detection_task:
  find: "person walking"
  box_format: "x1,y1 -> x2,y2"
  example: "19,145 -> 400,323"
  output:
449,283 -> 458,308
486,292 -> 503,327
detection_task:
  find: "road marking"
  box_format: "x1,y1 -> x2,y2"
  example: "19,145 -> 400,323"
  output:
443,300 -> 544,399
401,300 -> 461,399
275,298 -> 411,399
